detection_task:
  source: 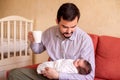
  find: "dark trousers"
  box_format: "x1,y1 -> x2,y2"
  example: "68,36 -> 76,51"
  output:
8,68 -> 50,80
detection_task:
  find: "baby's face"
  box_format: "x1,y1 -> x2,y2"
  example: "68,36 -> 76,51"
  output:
74,59 -> 85,68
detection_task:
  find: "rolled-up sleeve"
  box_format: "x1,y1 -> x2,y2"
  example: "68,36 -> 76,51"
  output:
30,42 -> 45,54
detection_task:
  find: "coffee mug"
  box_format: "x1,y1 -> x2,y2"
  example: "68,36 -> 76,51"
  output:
32,31 -> 42,43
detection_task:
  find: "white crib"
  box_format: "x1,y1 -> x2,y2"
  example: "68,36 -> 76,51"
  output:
0,15 -> 33,71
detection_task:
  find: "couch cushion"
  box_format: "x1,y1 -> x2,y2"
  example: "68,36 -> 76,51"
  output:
25,64 -> 39,69
95,36 -> 120,79
89,34 -> 99,54
94,77 -> 106,80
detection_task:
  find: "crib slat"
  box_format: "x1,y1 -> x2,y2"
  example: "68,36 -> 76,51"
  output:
7,21 -> 10,58
0,21 -> 3,60
19,21 -> 22,56
28,21 -> 33,54
30,22 -> 33,31
14,20 -> 16,56
25,21 -> 28,56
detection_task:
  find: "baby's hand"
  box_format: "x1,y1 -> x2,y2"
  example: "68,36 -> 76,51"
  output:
37,68 -> 45,74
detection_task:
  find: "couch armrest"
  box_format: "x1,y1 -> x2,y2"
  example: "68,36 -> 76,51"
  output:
25,64 -> 39,69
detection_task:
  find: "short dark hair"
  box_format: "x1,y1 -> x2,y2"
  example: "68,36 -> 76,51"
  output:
57,3 -> 80,23
77,60 -> 92,75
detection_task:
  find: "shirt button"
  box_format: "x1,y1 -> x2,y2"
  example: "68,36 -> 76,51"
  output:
62,41 -> 65,44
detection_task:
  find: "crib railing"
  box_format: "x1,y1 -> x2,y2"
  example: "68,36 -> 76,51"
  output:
0,16 -> 33,71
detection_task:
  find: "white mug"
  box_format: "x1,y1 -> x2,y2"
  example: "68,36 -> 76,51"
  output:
32,31 -> 42,43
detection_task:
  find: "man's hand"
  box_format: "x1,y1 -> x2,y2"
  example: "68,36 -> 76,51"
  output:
41,67 -> 59,79
28,31 -> 34,43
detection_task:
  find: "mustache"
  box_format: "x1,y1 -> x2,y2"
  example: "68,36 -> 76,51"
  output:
63,32 -> 73,34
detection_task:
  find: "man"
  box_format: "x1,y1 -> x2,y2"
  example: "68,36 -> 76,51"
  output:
8,3 -> 95,80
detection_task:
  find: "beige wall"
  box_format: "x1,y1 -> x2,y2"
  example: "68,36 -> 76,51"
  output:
0,0 -> 120,63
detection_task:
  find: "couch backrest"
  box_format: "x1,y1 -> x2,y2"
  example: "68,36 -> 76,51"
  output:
95,35 -> 120,79
89,34 -> 99,54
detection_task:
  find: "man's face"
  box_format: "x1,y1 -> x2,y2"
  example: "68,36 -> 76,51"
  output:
58,17 -> 78,38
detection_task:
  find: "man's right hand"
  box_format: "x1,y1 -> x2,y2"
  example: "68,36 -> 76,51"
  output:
28,31 -> 34,43
41,67 -> 59,79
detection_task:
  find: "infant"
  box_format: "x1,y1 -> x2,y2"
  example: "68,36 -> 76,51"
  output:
37,59 -> 92,75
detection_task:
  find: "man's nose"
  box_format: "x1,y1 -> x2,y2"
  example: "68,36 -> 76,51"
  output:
66,28 -> 72,33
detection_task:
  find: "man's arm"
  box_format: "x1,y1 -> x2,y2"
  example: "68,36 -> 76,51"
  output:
59,70 -> 94,80
28,31 -> 45,54
30,42 -> 45,53
42,67 -> 94,80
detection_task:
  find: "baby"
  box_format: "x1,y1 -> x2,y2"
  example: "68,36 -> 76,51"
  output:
37,59 -> 92,75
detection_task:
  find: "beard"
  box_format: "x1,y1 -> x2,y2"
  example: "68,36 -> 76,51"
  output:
63,32 -> 73,39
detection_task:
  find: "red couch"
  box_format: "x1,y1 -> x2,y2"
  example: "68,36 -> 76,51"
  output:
7,34 -> 120,80
91,34 -> 120,80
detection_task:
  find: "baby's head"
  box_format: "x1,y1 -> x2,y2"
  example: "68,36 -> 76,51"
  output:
73,59 -> 92,75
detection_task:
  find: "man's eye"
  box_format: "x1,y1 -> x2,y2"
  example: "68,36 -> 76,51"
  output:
63,26 -> 67,28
